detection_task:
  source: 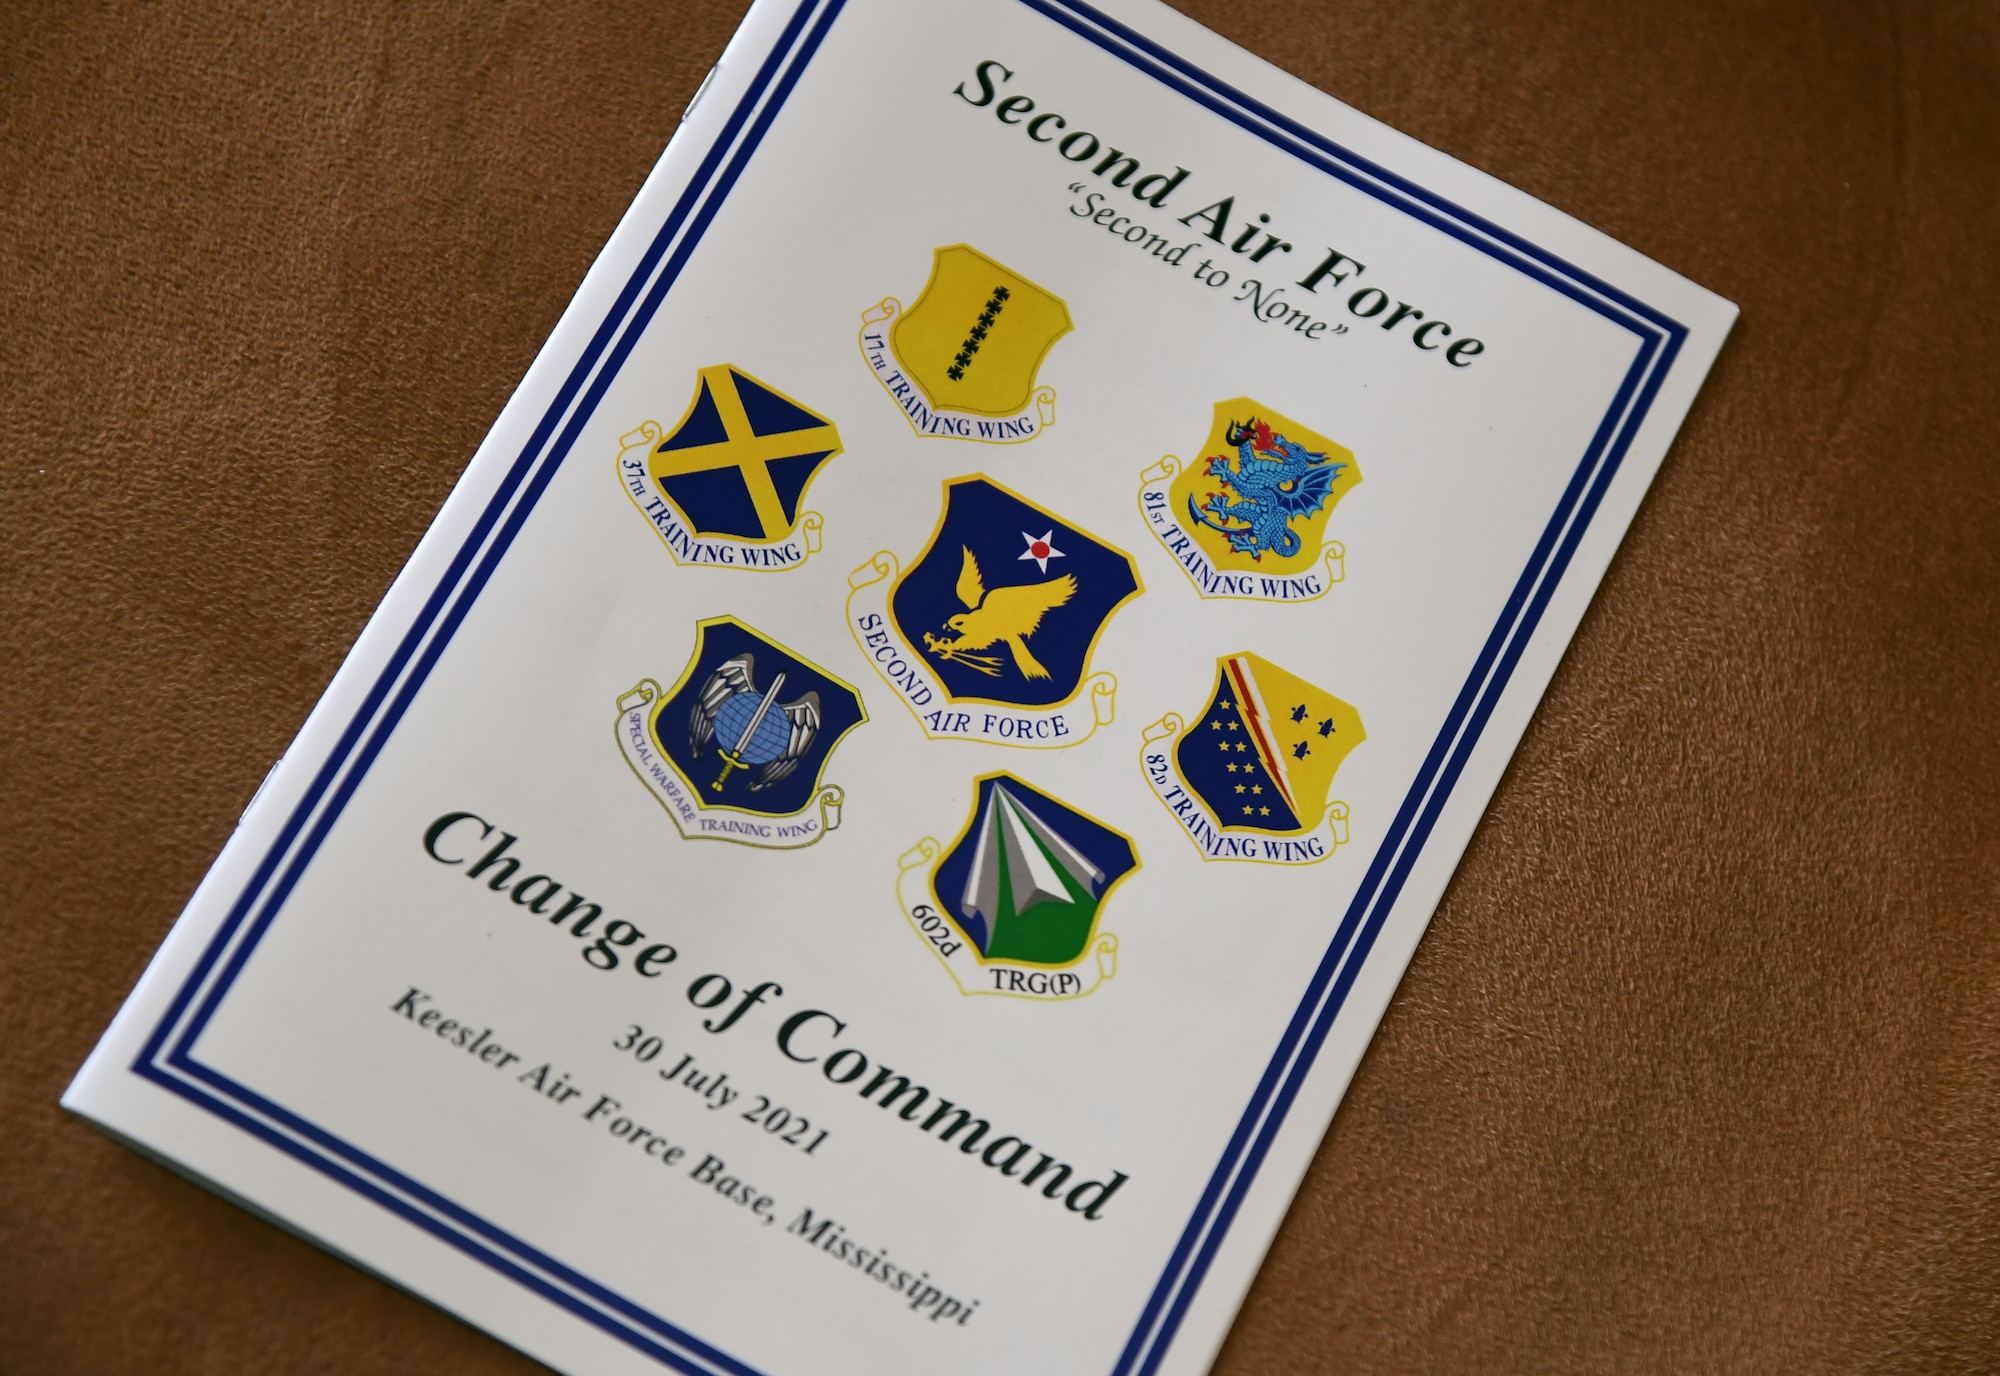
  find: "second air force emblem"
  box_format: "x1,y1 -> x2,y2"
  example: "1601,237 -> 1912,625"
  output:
1142,653 -> 1365,865
1139,399 -> 1361,603
618,364 -> 842,572
860,244 -> 1071,443
847,477 -> 1142,749
897,773 -> 1138,1000
616,617 -> 866,849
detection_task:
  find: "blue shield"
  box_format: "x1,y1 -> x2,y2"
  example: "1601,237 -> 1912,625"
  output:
931,773 -> 1139,966
649,365 -> 842,542
653,618 -> 866,817
890,478 -> 1141,707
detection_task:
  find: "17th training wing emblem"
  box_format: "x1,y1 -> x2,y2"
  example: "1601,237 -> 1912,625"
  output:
618,364 -> 842,572
1141,653 -> 1365,865
616,617 -> 866,849
1138,399 -> 1361,604
896,773 -> 1138,1000
860,245 -> 1071,444
847,476 -> 1141,749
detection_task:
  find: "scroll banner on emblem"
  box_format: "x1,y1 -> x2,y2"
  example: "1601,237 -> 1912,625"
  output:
618,422 -> 827,572
858,245 -> 1071,445
1138,458 -> 1346,603
616,681 -> 844,849
616,365 -> 841,572
1140,715 -> 1352,865
895,840 -> 1118,1001
861,301 -> 1057,444
847,553 -> 1116,748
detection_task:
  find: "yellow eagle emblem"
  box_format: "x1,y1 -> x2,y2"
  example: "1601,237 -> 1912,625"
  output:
922,547 -> 1077,681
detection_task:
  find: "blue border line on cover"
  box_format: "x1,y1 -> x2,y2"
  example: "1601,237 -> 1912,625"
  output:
126,2 -> 1692,1374
1002,8 -> 1686,1373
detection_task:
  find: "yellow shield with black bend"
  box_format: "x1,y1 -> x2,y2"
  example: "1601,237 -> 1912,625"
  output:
1168,399 -> 1360,575
647,365 -> 842,543
891,245 -> 1072,417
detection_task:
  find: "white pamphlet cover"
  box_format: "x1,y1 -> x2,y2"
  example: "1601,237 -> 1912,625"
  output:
65,1 -> 1736,1373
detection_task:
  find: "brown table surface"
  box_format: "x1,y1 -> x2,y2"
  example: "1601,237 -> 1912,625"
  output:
3,1 -> 1995,1371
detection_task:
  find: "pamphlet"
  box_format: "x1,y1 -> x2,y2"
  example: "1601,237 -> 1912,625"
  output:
65,2 -> 1736,1372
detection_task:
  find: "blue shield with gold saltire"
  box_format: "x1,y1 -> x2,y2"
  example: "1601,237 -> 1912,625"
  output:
1176,653 -> 1364,835
647,365 -> 842,542
891,246 -> 1071,418
653,618 -> 865,818
931,773 -> 1138,967
890,477 -> 1140,708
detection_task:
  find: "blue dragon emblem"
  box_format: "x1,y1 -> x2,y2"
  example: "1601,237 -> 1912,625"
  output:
1186,417 -> 1346,560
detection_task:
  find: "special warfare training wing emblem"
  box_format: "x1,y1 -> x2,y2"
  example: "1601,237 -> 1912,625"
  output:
860,245 -> 1071,444
1141,653 -> 1365,865
618,364 -> 842,571
896,773 -> 1138,1000
1139,399 -> 1361,603
847,477 -> 1141,748
616,618 -> 866,849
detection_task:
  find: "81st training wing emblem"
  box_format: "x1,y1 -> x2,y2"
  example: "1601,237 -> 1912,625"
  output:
860,244 -> 1071,444
1139,399 -> 1361,603
619,364 -> 842,571
847,477 -> 1142,748
616,617 -> 866,849
897,773 -> 1139,1000
1141,653 -> 1365,865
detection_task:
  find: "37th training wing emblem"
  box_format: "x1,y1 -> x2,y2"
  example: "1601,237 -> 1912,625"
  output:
847,476 -> 1142,749
860,244 -> 1071,444
896,773 -> 1138,1000
616,617 -> 866,849
1141,653 -> 1365,865
618,364 -> 842,572
1138,399 -> 1361,603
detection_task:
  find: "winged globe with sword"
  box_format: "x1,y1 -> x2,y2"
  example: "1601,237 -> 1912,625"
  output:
689,653 -> 820,795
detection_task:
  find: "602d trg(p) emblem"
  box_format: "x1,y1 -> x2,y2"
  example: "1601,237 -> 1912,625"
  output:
616,618 -> 866,849
848,477 -> 1141,749
897,773 -> 1139,1001
618,364 -> 843,572
1141,652 -> 1365,865
860,244 -> 1071,443
1138,398 -> 1361,603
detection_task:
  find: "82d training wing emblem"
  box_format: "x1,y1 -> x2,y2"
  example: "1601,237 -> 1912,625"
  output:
618,364 -> 842,571
897,773 -> 1138,1000
848,477 -> 1141,748
1139,398 -> 1361,603
1141,653 -> 1365,865
860,244 -> 1071,443
616,618 -> 866,849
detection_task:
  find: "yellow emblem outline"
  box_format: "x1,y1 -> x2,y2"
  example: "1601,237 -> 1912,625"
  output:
623,363 -> 842,558
1138,653 -> 1364,867
887,474 -> 1144,714
1138,397 -> 1361,603
615,615 -> 868,850
1167,657 -> 1360,839
919,768 -> 1141,975
891,244 -> 1073,418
